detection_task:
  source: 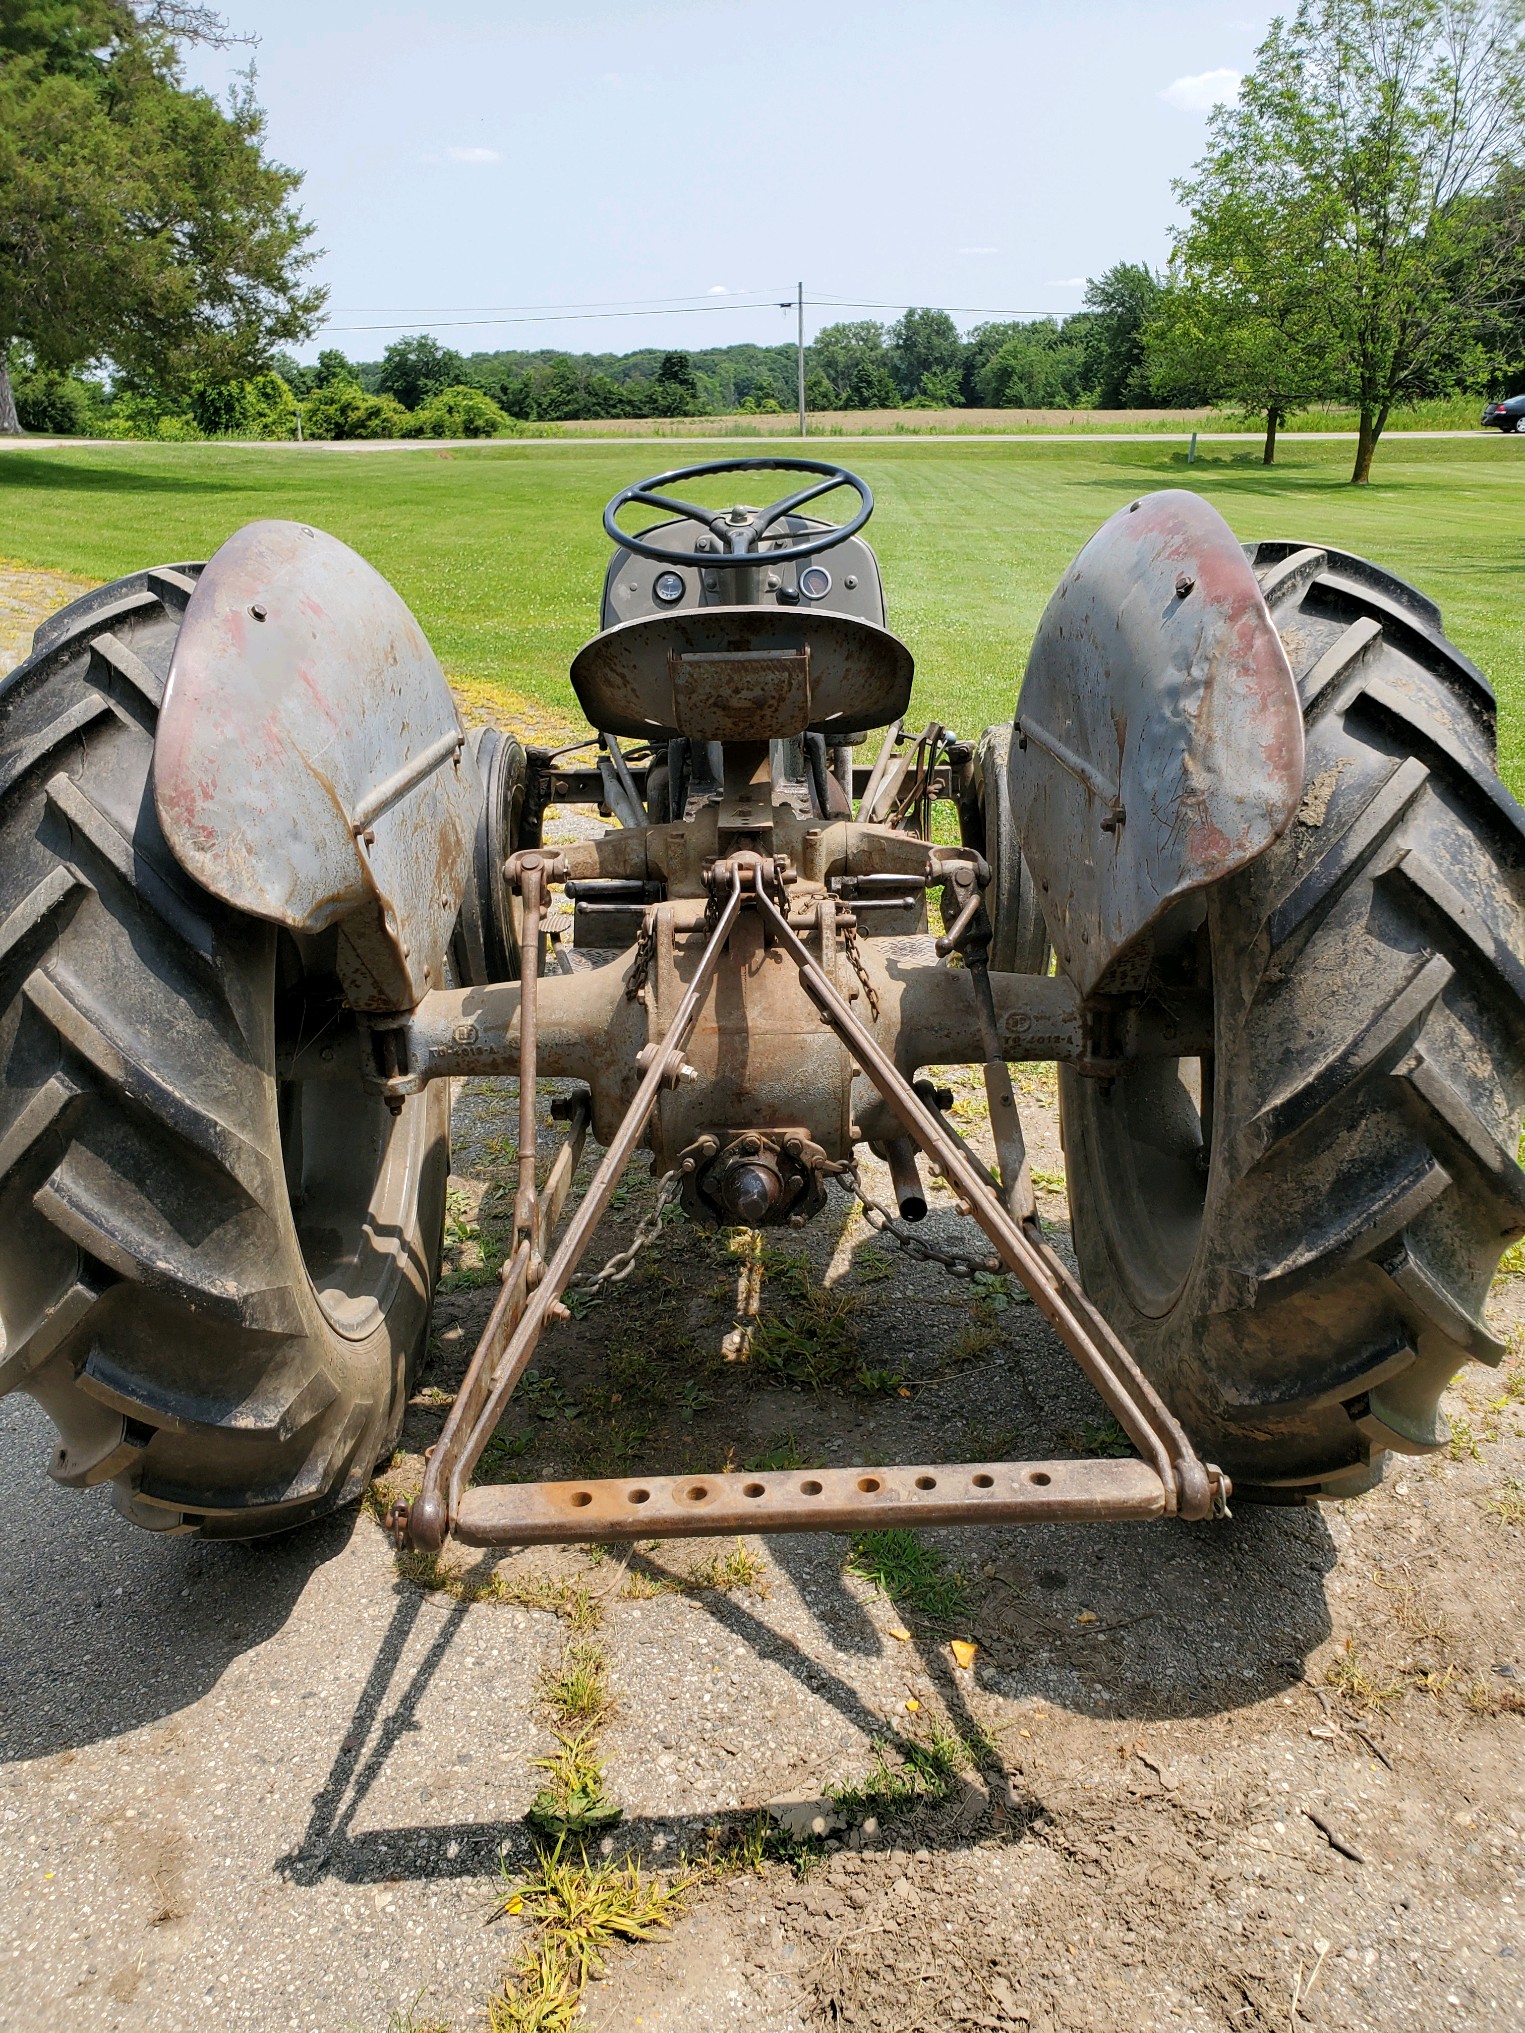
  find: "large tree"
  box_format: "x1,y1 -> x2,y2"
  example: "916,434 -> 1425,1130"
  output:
1081,263 -> 1163,406
887,307 -> 964,402
1181,0 -> 1525,483
0,2 -> 323,432
1146,171 -> 1336,461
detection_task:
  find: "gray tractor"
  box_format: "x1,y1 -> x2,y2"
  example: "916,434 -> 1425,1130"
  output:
2,456 -> 1520,1555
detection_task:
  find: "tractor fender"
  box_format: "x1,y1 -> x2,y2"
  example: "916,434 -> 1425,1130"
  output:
154,520 -> 479,1011
1009,489 -> 1303,998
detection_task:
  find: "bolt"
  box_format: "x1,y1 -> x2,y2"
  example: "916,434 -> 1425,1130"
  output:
1175,572 -> 1195,598
249,602 -> 267,621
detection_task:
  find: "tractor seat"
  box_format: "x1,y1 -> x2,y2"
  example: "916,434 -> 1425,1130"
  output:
569,607 -> 914,743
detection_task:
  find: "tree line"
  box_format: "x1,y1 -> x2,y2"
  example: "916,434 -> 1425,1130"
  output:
5,2 -> 1524,482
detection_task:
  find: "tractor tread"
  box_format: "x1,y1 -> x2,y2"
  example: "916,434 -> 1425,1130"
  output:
0,564 -> 446,1539
1065,540 -> 1525,1495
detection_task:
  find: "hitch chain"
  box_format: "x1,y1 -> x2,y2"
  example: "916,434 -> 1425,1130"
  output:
840,919 -> 881,1023
567,1170 -> 680,1293
838,1167 -> 1003,1281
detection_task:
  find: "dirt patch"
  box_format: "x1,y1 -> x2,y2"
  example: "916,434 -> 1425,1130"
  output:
0,557 -> 97,674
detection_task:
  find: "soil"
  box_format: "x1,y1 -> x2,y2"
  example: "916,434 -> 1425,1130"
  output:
0,564 -> 1521,2032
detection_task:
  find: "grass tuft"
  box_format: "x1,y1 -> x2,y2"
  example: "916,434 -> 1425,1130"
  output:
1484,1473 -> 1525,1526
847,1529 -> 970,1628
488,1838 -> 692,2031
539,1643 -> 615,1732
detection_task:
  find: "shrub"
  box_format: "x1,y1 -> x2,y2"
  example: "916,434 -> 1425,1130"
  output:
13,366 -> 97,435
403,383 -> 509,438
301,384 -> 410,440
189,372 -> 299,438
99,389 -> 200,439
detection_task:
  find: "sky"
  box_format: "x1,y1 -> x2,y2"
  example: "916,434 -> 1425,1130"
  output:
184,2 -> 1275,364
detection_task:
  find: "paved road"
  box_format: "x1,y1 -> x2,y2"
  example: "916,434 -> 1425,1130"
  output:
0,430 -> 1499,451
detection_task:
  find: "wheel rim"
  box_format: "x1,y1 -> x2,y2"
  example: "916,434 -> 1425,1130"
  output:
275,933 -> 430,1340
1074,908 -> 1215,1318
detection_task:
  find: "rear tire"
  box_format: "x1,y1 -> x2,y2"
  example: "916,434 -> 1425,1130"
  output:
1060,542 -> 1525,1498
0,567 -> 450,1538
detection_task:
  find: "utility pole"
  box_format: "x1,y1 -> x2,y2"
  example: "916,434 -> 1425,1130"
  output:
797,281 -> 806,439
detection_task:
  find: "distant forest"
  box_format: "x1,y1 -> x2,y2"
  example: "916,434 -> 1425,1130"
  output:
302,270 -> 1172,423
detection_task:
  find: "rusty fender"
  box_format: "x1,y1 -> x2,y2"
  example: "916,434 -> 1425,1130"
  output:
1010,489 -> 1304,999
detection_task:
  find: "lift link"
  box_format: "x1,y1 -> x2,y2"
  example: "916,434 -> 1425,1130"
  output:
389,854 -> 1225,1555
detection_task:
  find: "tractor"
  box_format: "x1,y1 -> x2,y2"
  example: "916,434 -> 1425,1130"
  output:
2,456 -> 1521,1557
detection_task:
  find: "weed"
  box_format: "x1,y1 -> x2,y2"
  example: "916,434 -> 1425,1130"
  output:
489,1838 -> 691,2031
1324,1638 -> 1402,1711
852,1246 -> 896,1284
381,1994 -> 452,2033
829,1718 -> 993,1819
397,1556 -> 607,1630
1447,1416 -> 1482,1463
474,1431 -> 532,1483
970,1270 -> 1026,1312
1030,1166 -> 1067,1197
946,1314 -> 1003,1366
676,1378 -> 713,1425
622,1540 -> 769,1600
750,1258 -> 863,1391
701,1810 -> 822,1877
560,1416 -> 652,1479
607,1344 -> 661,1403
1484,1473 -> 1525,1525
684,1541 -> 769,1594
540,1643 -> 615,1732
852,1364 -> 908,1395
527,1731 -> 621,1837
1058,1419 -> 1135,1459
847,1529 -> 970,1629
744,1433 -> 816,1473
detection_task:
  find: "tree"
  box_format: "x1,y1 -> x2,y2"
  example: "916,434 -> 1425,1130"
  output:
887,308 -> 964,401
1081,263 -> 1162,406
809,320 -> 889,401
803,368 -> 837,411
0,3 -> 324,432
375,334 -> 466,410
969,319 -> 1090,408
650,351 -> 702,416
842,358 -> 902,410
1189,0 -> 1525,483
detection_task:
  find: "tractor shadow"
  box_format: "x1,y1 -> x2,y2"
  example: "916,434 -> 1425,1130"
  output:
0,1393 -> 351,1765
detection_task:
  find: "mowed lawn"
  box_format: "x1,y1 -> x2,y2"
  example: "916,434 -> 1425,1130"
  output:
2,435 -> 1521,792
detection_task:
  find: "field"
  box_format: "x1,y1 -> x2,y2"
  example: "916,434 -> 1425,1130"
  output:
2,432 -> 1522,790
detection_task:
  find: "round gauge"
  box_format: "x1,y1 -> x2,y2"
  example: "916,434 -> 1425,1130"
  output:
799,564 -> 832,600
653,570 -> 685,604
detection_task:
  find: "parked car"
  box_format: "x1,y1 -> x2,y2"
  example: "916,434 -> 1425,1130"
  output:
1481,394 -> 1525,431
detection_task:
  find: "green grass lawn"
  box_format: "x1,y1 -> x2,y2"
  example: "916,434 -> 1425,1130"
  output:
3,435 -> 1522,791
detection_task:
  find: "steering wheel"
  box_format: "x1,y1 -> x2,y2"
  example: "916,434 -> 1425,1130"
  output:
603,455 -> 873,568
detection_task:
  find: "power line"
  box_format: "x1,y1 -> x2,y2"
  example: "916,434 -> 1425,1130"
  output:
315,287 -> 1087,338
318,298 -> 797,336
323,287 -> 790,316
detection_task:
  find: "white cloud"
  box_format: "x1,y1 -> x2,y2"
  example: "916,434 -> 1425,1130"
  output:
1045,277 -> 1086,288
707,283 -> 729,295
958,245 -> 998,255
1159,68 -> 1241,112
445,145 -> 502,164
